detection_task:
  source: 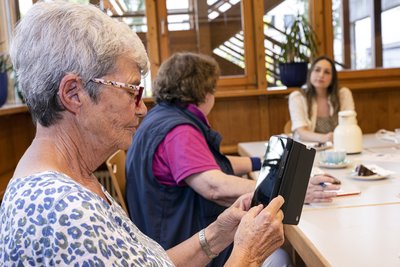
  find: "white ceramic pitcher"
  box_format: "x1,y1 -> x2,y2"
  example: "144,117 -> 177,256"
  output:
333,110 -> 363,154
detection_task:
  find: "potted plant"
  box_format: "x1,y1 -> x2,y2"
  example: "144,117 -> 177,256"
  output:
0,43 -> 13,107
279,14 -> 318,87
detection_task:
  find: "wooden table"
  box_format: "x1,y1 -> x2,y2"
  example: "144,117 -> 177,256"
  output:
238,134 -> 400,267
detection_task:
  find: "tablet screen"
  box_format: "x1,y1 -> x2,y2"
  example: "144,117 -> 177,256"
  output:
251,136 -> 289,207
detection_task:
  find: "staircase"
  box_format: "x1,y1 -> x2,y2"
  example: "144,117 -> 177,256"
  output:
208,0 -> 287,86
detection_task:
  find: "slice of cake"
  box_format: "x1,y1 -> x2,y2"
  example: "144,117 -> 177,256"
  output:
355,164 -> 376,176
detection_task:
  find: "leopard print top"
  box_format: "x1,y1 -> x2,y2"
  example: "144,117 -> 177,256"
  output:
0,171 -> 174,266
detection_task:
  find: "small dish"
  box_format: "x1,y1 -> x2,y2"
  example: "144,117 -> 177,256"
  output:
319,159 -> 350,169
349,173 -> 388,181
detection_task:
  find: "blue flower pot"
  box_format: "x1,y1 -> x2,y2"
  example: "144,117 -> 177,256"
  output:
279,62 -> 308,88
0,72 -> 8,107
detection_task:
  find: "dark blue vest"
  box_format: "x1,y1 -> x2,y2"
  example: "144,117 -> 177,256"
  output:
125,103 -> 234,267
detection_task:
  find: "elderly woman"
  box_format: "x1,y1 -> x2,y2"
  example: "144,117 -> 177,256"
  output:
0,2 -> 285,266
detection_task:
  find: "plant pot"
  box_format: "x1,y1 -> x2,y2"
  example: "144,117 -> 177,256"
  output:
0,72 -> 8,107
279,62 -> 308,88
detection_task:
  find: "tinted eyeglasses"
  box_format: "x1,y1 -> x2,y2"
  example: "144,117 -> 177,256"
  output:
90,78 -> 144,106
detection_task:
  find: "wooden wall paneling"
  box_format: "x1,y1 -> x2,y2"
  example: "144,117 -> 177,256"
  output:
258,95 -> 271,141
209,96 -> 263,153
339,68 -> 400,89
266,94 -> 291,136
352,90 -> 389,133
352,88 -> 400,133
208,91 -> 292,154
0,113 -> 35,199
387,89 -> 400,130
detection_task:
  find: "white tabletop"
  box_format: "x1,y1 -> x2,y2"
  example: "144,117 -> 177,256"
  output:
238,135 -> 400,209
297,204 -> 400,267
238,134 -> 400,267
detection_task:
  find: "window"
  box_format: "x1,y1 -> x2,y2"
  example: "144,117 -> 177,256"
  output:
333,0 -> 400,70
381,5 -> 400,67
263,0 -> 308,86
166,0 -> 191,31
6,0 -> 264,94
161,0 -> 247,77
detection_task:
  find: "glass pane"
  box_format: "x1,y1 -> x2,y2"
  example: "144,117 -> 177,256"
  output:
18,0 -> 34,17
166,0 -> 245,76
167,0 -> 189,9
333,0 -> 400,70
167,14 -> 190,31
381,5 -> 400,68
97,1 -> 150,95
166,0 -> 191,31
263,0 -> 308,87
104,0 -> 147,33
40,0 -> 151,96
353,17 -> 371,69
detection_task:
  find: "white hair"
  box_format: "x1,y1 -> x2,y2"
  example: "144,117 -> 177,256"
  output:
10,1 -> 149,126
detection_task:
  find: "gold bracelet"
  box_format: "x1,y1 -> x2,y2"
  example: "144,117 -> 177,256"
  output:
199,228 -> 219,259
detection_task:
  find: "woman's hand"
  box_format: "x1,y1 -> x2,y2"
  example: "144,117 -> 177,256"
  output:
226,196 -> 285,266
322,132 -> 333,143
212,193 -> 253,242
295,127 -> 333,143
304,174 -> 341,203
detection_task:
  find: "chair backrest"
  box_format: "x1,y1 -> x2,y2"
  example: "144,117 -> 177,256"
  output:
106,149 -> 128,214
284,120 -> 292,135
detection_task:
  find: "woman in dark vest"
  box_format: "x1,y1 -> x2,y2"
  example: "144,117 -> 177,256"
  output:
125,52 -> 291,266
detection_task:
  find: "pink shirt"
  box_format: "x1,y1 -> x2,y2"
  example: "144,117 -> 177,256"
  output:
153,105 -> 220,186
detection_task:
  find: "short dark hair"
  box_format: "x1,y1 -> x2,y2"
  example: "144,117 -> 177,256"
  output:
152,52 -> 220,105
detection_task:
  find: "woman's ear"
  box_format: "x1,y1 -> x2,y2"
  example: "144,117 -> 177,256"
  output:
58,74 -> 84,114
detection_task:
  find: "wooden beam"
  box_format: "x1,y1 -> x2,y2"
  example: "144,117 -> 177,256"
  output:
156,0 -> 170,60
145,0 -> 161,79
342,0 -> 351,68
371,0 -> 383,67
253,0 -> 267,89
309,0 -> 334,58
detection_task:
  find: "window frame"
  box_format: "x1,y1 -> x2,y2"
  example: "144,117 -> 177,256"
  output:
145,0 -> 266,91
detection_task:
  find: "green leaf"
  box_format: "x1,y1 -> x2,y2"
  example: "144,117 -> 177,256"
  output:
280,14 -> 318,63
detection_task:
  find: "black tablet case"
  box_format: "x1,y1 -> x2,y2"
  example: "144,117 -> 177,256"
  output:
251,135 -> 316,225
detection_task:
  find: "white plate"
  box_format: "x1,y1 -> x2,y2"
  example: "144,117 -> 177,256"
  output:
349,173 -> 388,181
319,159 -> 350,169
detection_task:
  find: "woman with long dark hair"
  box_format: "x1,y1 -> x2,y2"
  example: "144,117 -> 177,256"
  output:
289,56 -> 355,142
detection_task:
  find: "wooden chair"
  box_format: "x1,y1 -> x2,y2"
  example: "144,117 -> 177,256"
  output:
284,120 -> 292,135
106,149 -> 128,214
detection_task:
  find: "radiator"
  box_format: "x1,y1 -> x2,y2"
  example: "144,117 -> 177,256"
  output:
95,170 -> 118,200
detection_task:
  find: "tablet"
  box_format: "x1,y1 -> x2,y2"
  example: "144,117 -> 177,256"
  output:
251,135 -> 316,225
